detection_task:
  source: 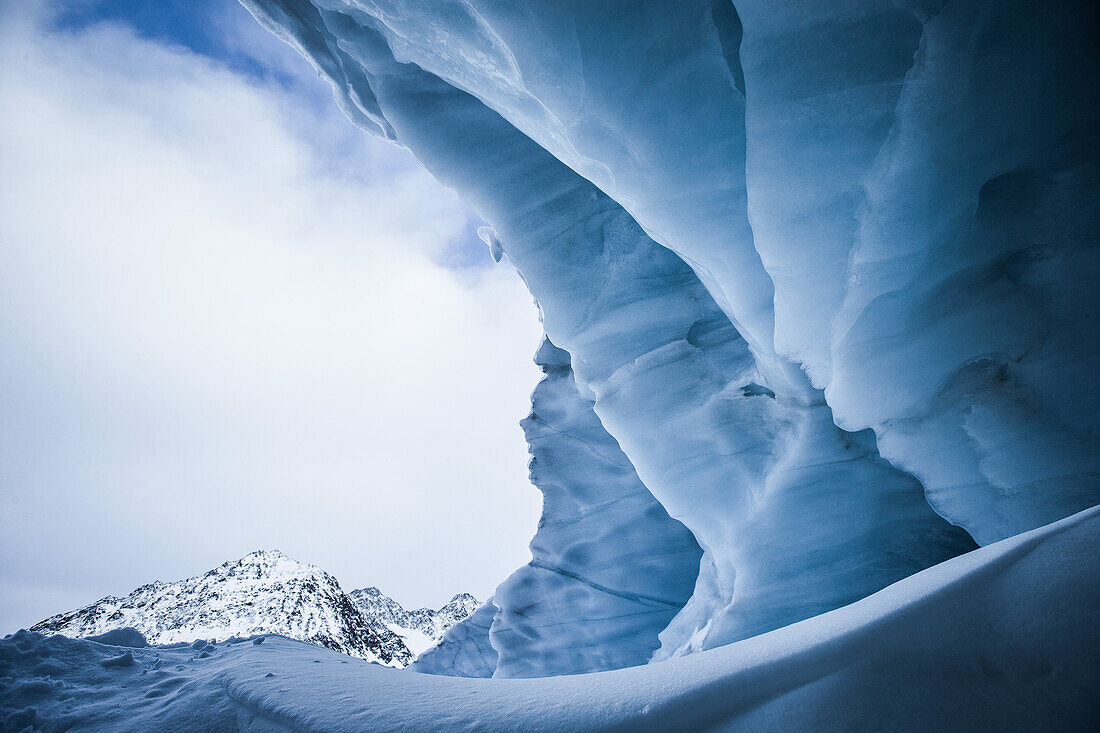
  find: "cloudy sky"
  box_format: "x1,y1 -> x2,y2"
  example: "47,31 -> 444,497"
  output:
0,0 -> 544,631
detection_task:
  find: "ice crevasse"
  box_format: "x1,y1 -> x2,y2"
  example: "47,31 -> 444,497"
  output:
240,0 -> 1100,677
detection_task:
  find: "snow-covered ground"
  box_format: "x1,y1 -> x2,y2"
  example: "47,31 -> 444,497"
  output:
4,506 -> 1096,731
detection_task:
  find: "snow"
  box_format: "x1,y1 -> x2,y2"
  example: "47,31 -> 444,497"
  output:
29,549 -> 410,665
4,506 -> 1097,730
347,587 -> 479,658
30,550 -> 477,667
98,651 -> 136,669
84,629 -> 146,649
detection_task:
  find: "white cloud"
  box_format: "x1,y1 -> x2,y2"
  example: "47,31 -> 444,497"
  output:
0,7 -> 543,630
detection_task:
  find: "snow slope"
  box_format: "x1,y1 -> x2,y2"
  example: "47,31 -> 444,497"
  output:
4,506 -> 1096,731
30,551 -> 476,667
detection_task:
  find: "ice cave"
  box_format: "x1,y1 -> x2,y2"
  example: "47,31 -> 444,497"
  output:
2,0 -> 1098,729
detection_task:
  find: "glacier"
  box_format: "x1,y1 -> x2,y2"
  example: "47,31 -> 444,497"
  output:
238,0 -> 1011,669
243,0 -> 1099,542
3,0 -> 1097,727
236,0 -> 1097,685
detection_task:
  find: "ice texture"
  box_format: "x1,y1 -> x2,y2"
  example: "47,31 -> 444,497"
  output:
249,0 -> 1099,549
735,0 -> 1100,544
242,0 -> 992,664
416,339 -> 702,677
412,600 -> 497,678
4,507 -> 1096,730
490,338 -> 701,677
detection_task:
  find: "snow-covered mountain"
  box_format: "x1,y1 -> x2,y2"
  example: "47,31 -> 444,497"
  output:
29,551 -> 476,667
349,587 -> 479,656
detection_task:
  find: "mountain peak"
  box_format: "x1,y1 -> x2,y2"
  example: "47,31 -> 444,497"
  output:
31,553 -> 477,668
449,592 -> 477,604
240,548 -> 292,560
231,548 -> 309,569
347,586 -> 481,656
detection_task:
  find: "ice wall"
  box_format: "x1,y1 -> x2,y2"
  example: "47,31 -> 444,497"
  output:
415,340 -> 702,678
736,0 -> 1100,544
243,0 -> 1097,671
413,600 -> 498,678
257,0 -> 1100,546
244,0 -> 980,667
489,338 -> 701,677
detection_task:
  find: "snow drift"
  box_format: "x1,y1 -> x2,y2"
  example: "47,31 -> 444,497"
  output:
3,506 -> 1097,730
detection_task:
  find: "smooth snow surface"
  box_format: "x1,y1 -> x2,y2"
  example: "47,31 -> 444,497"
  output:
4,506 -> 1097,731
